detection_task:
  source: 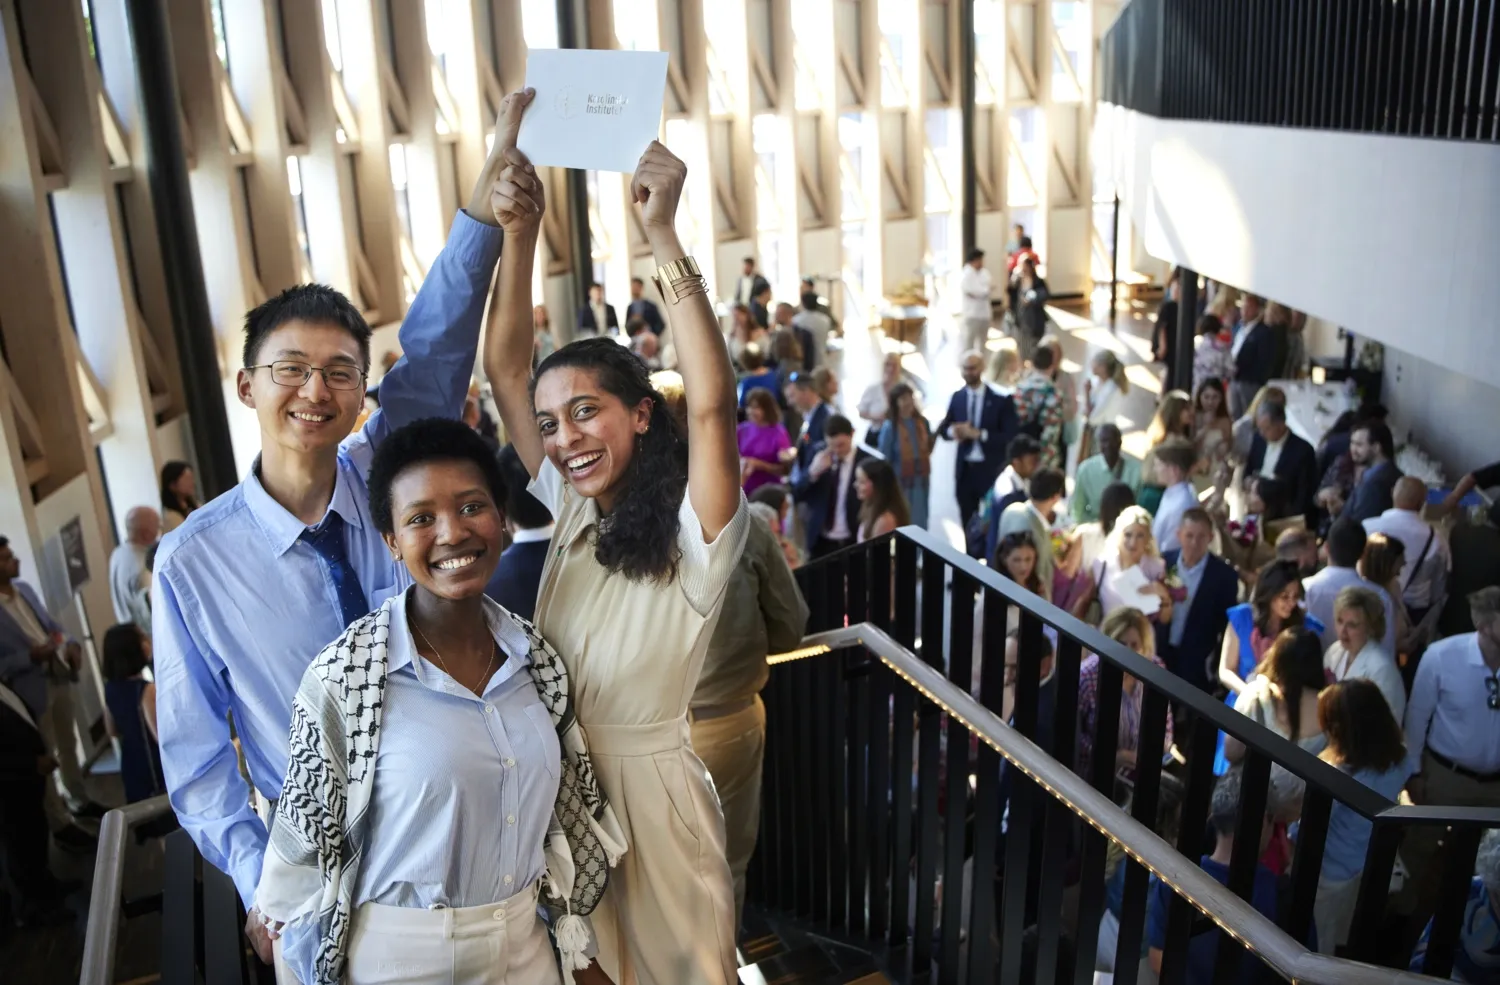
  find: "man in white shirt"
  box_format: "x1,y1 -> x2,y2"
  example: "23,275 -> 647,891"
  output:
1400,586 -> 1500,914
959,249 -> 993,353
734,256 -> 770,307
108,506 -> 159,635
1303,518 -> 1396,654
1364,476 -> 1449,624
1151,438 -> 1199,554
791,292 -> 834,368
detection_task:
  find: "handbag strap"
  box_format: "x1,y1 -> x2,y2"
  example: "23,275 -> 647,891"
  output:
1404,526 -> 1436,592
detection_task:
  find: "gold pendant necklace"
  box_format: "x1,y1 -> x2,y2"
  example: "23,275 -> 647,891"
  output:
412,620 -> 496,696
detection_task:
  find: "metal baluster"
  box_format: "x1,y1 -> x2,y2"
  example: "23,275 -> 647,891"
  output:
968,585 -> 1009,984
869,662 -> 893,940
1032,630 -> 1081,985
872,536 -> 893,633
1080,652 -> 1126,984
1213,749 -> 1271,984
160,830 -> 200,985
939,572 -> 977,981
811,653 -> 832,925
1422,824 -> 1485,980
1111,688 -> 1171,985
1159,713 -> 1220,985
921,547 -> 947,674
889,665 -> 916,948
997,609 -> 1047,984
1462,0 -> 1492,139
849,544 -> 869,627
848,651 -> 871,937
1346,817 -> 1402,963
759,670 -> 781,910
828,652 -> 848,929
1282,787 -> 1332,948
792,659 -> 815,917
912,691 -> 944,976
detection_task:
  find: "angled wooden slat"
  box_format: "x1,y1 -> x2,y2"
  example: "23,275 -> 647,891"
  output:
1050,29 -> 1084,101
382,63 -> 411,135
883,155 -> 911,214
838,50 -> 866,105
1009,35 -> 1039,102
280,70 -> 309,146
97,91 -> 130,168
749,48 -> 778,110
1051,144 -> 1080,202
74,360 -> 111,436
23,68 -> 65,178
132,308 -> 170,398
925,44 -> 953,103
975,163 -> 997,211
799,162 -> 828,224
713,173 -> 742,235
331,75 -> 361,143
666,62 -> 690,114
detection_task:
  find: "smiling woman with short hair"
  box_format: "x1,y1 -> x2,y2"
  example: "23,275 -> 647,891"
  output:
255,418 -> 625,985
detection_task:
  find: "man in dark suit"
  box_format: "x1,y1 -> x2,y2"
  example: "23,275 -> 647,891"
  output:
576,281 -> 619,337
1157,509 -> 1241,695
485,446 -> 553,621
625,276 -> 664,334
1229,294 -> 1275,417
1245,400 -> 1320,526
786,373 -> 831,472
936,351 -> 1018,527
734,257 -> 771,307
0,678 -> 74,928
791,415 -> 871,557
1343,421 -> 1402,524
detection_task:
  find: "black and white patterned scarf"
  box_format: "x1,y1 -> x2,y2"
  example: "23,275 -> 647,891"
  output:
255,597 -> 626,984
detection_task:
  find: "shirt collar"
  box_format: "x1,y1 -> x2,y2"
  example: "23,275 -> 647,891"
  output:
509,525 -> 555,545
1177,551 -> 1209,575
385,586 -> 532,690
242,455 -> 366,558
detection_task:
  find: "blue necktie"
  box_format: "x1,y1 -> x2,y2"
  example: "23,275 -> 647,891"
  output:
301,513 -> 368,630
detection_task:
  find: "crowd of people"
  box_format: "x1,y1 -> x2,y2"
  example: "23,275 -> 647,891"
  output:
2,81 -> 1497,984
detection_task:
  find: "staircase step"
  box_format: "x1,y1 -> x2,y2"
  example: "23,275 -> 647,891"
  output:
736,941 -> 889,985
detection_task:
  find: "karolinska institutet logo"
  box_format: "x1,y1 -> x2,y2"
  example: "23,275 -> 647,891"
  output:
555,86 -> 630,120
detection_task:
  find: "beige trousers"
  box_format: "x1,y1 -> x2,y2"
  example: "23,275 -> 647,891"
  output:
1398,752 -> 1500,913
253,792 -> 303,985
1313,872 -> 1362,954
962,317 -> 991,354
39,678 -> 89,827
345,888 -> 561,985
689,696 -> 767,932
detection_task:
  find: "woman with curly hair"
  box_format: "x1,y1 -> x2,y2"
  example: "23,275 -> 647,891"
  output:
485,140 -> 750,985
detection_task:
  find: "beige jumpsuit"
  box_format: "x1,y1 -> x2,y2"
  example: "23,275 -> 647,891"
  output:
530,461 -> 750,985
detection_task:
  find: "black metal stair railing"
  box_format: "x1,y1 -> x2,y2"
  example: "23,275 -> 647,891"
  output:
746,526 -> 1500,984
1101,0 -> 1500,143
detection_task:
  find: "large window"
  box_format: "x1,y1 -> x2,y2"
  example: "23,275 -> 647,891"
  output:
612,0 -> 660,52
520,0 -> 558,49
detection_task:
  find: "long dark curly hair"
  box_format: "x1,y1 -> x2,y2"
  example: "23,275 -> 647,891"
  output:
533,338 -> 687,583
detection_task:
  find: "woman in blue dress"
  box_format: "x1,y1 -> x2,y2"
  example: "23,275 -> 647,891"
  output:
1213,559 -> 1322,775
876,382 -> 931,528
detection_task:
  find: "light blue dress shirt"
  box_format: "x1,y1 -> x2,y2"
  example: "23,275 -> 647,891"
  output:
1320,762 -> 1410,883
152,212 -> 502,906
1168,552 -> 1208,648
353,588 -> 560,911
1152,481 -> 1198,554
1302,564 -> 1397,656
1405,632 -> 1500,776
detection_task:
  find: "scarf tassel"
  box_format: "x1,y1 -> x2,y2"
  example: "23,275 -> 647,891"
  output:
555,912 -> 593,972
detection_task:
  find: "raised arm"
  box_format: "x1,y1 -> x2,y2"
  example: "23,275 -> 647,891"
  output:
481,90 -> 548,479
634,142 -> 741,541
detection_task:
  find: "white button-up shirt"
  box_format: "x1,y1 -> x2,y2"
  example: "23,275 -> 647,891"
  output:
1152,481 -> 1198,555
353,589 -> 560,909
1259,434 -> 1288,478
960,264 -> 993,321
1406,633 -> 1500,776
825,453 -> 857,541
1363,508 -> 1449,609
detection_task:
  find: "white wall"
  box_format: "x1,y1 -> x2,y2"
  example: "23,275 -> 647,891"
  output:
1099,104 -> 1500,386
883,217 -> 924,294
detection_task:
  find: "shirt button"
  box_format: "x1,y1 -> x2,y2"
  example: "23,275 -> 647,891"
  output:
507,814 -> 516,825
504,874 -> 513,886
485,706 -> 495,715
505,757 -> 516,768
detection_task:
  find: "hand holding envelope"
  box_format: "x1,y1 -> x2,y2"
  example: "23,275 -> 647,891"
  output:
490,89 -> 547,237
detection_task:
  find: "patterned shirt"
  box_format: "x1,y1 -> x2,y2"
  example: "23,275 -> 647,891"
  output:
1013,371 -> 1066,470
1076,652 -> 1174,779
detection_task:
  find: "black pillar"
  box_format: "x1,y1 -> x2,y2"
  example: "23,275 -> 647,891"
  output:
1108,193 -> 1120,328
124,0 -> 236,497
959,0 -> 977,260
556,0 -> 593,343
1175,268 -> 1198,395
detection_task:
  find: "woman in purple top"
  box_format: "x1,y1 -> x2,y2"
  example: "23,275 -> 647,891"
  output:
737,387 -> 792,495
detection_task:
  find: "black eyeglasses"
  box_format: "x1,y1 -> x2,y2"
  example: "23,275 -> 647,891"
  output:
1486,674 -> 1499,710
247,360 -> 366,391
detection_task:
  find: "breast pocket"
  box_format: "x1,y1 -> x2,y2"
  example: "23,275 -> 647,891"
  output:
524,702 -> 562,779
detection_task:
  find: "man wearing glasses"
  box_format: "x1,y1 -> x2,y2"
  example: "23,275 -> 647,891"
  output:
1401,586 -> 1500,916
151,94 -> 538,981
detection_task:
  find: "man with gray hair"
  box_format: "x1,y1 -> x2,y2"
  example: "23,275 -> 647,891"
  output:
108,506 -> 159,634
1401,587 -> 1500,914
1146,769 -> 1286,980
1245,399 -> 1319,525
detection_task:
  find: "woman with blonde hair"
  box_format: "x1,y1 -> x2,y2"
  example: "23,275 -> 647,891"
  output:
1193,377 -> 1234,465
1077,606 -> 1174,779
1081,350 -> 1130,460
987,338 -> 1022,393
1359,533 -> 1419,654
1323,586 -> 1404,723
1071,505 -> 1174,627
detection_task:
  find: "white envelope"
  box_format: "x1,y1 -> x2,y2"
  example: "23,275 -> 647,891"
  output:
517,48 -> 670,173
1107,563 -> 1161,616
